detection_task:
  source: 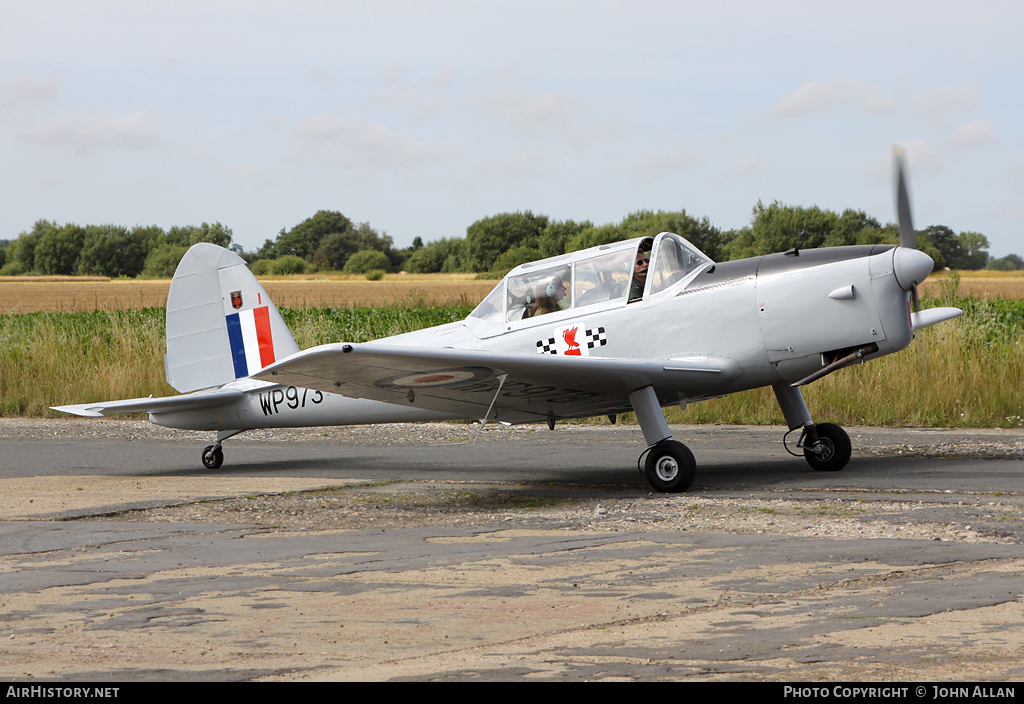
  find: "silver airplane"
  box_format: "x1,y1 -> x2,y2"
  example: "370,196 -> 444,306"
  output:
53,153 -> 963,492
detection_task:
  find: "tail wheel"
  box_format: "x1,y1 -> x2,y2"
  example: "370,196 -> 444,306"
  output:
804,423 -> 851,472
644,440 -> 696,493
202,445 -> 224,470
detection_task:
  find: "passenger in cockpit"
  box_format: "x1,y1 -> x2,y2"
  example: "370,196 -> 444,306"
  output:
523,276 -> 568,318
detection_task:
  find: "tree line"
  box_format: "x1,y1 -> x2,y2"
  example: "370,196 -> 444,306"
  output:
0,202 -> 1016,279
0,221 -> 234,278
402,203 -> 1006,274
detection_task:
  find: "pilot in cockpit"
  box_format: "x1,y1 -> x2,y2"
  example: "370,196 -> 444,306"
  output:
629,238 -> 653,302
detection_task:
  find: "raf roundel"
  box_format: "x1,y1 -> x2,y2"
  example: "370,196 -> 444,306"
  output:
375,366 -> 493,390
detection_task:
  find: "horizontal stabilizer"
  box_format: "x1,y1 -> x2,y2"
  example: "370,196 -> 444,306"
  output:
51,389 -> 246,418
910,306 -> 963,331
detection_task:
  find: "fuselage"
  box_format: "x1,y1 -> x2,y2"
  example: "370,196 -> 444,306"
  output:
152,236 -> 929,432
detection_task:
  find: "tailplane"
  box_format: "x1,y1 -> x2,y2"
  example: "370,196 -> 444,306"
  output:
165,244 -> 299,392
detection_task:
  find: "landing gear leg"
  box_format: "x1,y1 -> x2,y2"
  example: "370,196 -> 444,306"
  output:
629,386 -> 696,492
201,429 -> 244,470
773,383 -> 852,472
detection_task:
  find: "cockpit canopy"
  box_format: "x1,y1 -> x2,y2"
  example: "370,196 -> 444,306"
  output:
469,232 -> 712,324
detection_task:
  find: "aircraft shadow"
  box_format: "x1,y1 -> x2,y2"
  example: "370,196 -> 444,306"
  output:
141,449 -> 941,495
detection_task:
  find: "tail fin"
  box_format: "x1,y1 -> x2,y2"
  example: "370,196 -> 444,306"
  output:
165,243 -> 300,392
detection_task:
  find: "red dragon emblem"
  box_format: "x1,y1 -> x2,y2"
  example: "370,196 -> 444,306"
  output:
562,326 -> 581,355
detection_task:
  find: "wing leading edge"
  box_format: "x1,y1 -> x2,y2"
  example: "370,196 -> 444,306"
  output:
252,343 -> 740,424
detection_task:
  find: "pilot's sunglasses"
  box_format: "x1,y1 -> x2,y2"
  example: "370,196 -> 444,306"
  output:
636,258 -> 649,265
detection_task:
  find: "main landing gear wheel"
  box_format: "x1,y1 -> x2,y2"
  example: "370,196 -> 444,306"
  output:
803,423 -> 851,472
644,440 -> 696,493
202,444 -> 224,469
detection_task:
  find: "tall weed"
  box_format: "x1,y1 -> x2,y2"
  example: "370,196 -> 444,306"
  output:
0,309 -> 172,416
0,306 -> 472,417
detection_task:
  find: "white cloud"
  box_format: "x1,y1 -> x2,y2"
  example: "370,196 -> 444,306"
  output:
9,75 -> 58,100
295,114 -> 455,177
179,145 -> 220,166
870,139 -> 942,183
309,68 -> 334,90
474,148 -> 545,180
996,202 -> 1024,223
370,65 -> 455,119
639,149 -> 700,180
222,162 -> 276,189
914,82 -> 982,122
768,79 -> 879,118
468,84 -> 628,148
18,111 -> 161,153
475,87 -> 587,137
950,118 -> 997,148
862,95 -> 896,115
902,138 -> 943,174
730,153 -> 760,178
1,75 -> 58,115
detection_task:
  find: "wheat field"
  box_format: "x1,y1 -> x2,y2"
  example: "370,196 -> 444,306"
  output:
0,275 -> 496,314
1,270 -> 1021,314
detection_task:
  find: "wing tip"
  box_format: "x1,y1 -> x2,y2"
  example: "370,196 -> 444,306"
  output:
50,405 -> 104,418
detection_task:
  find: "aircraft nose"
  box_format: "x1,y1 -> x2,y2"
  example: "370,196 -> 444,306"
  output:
893,247 -> 934,292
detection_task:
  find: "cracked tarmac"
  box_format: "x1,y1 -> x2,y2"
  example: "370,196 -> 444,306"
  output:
1,420 -> 1023,681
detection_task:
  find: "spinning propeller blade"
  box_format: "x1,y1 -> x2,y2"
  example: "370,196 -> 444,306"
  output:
894,147 -> 916,250
894,146 -> 922,312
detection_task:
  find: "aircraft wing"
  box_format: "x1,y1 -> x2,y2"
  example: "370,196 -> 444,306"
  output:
252,343 -> 739,423
51,389 -> 247,418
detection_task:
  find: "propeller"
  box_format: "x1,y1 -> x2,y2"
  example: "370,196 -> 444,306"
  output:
893,146 -> 923,313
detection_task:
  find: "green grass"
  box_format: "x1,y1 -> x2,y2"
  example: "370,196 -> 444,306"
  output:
2,297 -> 1022,426
281,305 -> 473,348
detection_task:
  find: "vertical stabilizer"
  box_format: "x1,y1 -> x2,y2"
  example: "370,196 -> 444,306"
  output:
165,244 -> 300,392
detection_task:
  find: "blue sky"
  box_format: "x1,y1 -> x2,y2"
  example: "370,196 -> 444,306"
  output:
1,1 -> 1021,257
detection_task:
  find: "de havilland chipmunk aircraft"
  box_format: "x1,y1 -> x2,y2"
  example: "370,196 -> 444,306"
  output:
53,153 -> 963,492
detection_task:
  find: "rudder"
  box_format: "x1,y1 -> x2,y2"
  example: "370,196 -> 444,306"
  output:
165,243 -> 300,392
